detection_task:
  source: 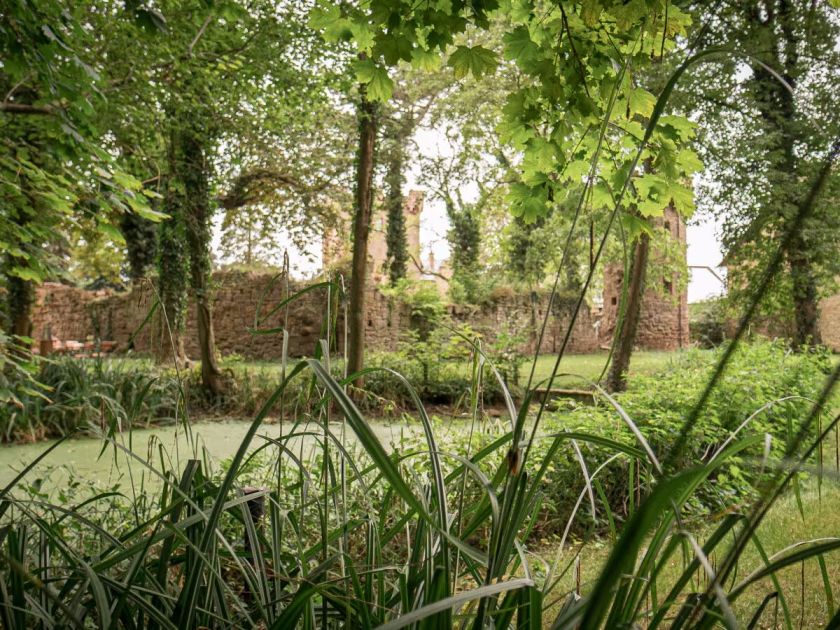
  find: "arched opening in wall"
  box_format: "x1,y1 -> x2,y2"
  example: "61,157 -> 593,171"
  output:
664,279 -> 673,295
664,220 -> 671,232
367,319 -> 373,328
611,296 -> 618,305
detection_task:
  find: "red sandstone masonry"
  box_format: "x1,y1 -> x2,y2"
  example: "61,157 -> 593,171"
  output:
599,206 -> 690,351
32,271 -> 603,360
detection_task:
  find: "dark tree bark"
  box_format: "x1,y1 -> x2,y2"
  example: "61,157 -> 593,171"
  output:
346,94 -> 378,383
606,232 -> 650,393
7,274 -> 34,344
176,124 -> 225,396
748,1 -> 821,346
788,233 -> 822,346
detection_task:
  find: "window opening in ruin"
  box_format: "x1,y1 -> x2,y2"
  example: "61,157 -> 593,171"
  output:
664,279 -> 673,294
664,220 -> 670,231
611,296 -> 617,305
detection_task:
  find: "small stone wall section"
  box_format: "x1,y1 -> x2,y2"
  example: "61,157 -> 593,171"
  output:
452,291 -> 599,355
819,293 -> 840,352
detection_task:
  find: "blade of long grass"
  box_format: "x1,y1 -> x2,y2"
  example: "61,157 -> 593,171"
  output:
376,578 -> 534,630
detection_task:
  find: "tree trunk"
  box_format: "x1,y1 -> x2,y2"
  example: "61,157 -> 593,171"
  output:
750,3 -> 822,348
121,209 -> 158,282
384,121 -> 407,285
346,94 -> 378,383
606,232 -> 650,393
788,236 -> 822,346
7,274 -> 34,349
177,125 -> 225,397
158,171 -> 189,365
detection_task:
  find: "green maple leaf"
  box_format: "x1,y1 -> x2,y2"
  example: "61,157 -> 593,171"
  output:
658,115 -> 696,141
448,45 -> 498,79
496,118 -> 533,149
507,183 -> 548,222
351,22 -> 375,53
503,26 -> 539,65
308,3 -> 351,42
667,182 -> 695,216
411,47 -> 441,71
677,148 -> 703,175
628,88 -> 657,118
354,59 -> 394,101
375,32 -> 414,65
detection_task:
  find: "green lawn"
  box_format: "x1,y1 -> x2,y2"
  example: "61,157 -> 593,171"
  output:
520,350 -> 683,388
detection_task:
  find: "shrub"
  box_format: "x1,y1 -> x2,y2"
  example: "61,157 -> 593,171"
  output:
0,356 -> 183,442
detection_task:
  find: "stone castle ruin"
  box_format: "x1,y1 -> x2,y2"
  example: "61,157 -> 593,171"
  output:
30,194 -> 696,360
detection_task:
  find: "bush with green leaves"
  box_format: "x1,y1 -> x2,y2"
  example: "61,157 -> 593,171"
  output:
0,356 -> 183,442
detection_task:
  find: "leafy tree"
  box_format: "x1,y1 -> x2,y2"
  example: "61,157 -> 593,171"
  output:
1,2 -> 153,347
681,0 -> 840,346
310,0 -> 497,386
88,0 -> 331,392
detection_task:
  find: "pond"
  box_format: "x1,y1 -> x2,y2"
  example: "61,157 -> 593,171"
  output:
0,418 -> 427,491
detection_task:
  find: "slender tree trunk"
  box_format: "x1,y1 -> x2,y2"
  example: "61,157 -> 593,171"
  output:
158,171 -> 189,365
177,125 -> 225,396
7,275 -> 34,346
346,94 -> 378,383
121,209 -> 158,282
750,3 -> 822,347
606,232 -> 650,393
384,124 -> 407,284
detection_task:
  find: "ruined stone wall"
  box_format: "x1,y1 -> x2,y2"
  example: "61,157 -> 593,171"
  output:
450,290 -> 600,355
31,272 -> 604,360
31,283 -> 110,343
31,271 -> 411,360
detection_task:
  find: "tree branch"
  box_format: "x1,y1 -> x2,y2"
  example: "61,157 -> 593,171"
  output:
0,102 -> 56,116
217,167 -> 309,209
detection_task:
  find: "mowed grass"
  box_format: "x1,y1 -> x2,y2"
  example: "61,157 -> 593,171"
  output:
543,480 -> 840,628
521,350 -> 682,387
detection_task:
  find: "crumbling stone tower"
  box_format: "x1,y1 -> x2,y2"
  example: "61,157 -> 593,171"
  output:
600,205 -> 690,350
322,191 -> 424,285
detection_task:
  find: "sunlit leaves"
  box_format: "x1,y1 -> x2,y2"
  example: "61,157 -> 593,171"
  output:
635,173 -> 695,218
448,45 -> 498,79
507,182 -> 548,223
353,58 -> 394,101
411,47 -> 442,71
628,88 -> 656,118
308,3 -> 352,43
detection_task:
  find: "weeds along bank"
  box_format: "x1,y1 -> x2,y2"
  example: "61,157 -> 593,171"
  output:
1,341 -> 838,627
